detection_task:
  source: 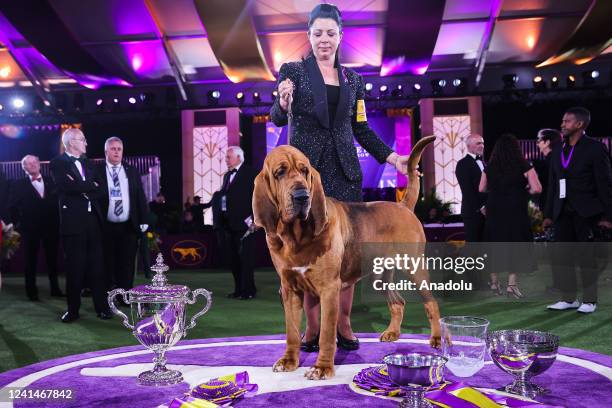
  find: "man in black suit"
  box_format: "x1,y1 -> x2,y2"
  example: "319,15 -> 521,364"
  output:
216,146 -> 257,299
97,137 -> 149,293
189,196 -> 206,232
544,107 -> 612,314
455,134 -> 487,241
8,155 -> 63,300
50,128 -> 111,323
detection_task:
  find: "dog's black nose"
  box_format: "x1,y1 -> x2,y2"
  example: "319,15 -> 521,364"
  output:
292,188 -> 309,204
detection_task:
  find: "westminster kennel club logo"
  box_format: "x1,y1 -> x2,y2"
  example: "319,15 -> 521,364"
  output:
171,240 -> 207,266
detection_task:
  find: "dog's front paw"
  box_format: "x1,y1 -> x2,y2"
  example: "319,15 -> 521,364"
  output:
273,356 -> 299,372
429,334 -> 442,349
379,330 -> 400,342
304,365 -> 335,380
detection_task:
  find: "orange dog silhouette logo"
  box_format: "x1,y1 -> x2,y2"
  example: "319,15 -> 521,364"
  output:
171,240 -> 207,266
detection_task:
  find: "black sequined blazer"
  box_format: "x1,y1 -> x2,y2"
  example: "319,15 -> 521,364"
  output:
270,54 -> 392,185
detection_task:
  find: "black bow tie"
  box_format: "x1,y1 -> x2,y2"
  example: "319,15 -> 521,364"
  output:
475,155 -> 483,161
69,155 -> 85,163
228,169 -> 237,175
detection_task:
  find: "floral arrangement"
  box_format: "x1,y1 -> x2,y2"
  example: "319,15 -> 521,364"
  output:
146,231 -> 162,253
528,200 -> 544,234
1,221 -> 21,260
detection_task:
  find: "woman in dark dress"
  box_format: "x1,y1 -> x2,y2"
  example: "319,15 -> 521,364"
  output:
479,134 -> 542,298
270,4 -> 411,351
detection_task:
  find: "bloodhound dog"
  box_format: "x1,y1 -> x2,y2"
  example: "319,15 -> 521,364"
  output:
253,136 -> 440,380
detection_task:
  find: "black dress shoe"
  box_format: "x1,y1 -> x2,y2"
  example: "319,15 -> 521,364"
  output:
239,294 -> 255,300
61,312 -> 80,323
337,332 -> 360,351
97,311 -> 113,320
27,295 -> 40,302
300,333 -> 319,353
81,288 -> 92,297
226,292 -> 240,299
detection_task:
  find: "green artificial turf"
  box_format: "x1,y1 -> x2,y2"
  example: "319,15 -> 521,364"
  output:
0,267 -> 610,373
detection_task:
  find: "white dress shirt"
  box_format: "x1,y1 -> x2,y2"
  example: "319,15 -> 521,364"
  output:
29,174 -> 45,198
105,161 -> 130,223
66,152 -> 85,180
467,152 -> 484,172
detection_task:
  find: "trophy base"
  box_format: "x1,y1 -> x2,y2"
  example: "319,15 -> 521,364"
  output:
503,379 -> 546,400
137,369 -> 183,386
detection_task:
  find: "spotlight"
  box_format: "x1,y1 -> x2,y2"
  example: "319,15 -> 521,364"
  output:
431,79 -> 446,95
113,98 -> 119,104
582,70 -> 599,86
252,92 -> 261,103
502,74 -> 519,89
0,103 -> 3,111
533,75 -> 546,90
206,90 -> 220,105
0,66 -> 9,78
271,90 -> 278,100
566,75 -> 576,88
12,97 -> 24,109
96,98 -> 103,106
140,92 -> 156,107
391,84 -> 403,98
128,97 -> 137,104
452,77 -> 468,93
236,92 -> 245,104
412,83 -> 421,94
365,82 -> 373,92
379,84 -> 388,97
551,76 -> 559,89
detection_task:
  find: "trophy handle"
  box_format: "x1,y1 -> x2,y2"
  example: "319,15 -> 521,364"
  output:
108,288 -> 133,330
185,288 -> 212,330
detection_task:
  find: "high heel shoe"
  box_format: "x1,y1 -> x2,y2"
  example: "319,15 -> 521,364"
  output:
337,332 -> 360,351
300,332 -> 319,353
506,285 -> 524,299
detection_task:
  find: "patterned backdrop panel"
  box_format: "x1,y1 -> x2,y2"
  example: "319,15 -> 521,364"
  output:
432,115 -> 471,214
193,126 -> 228,225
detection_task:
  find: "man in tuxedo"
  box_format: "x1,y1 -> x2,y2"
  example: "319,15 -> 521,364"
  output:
8,155 -> 63,300
455,134 -> 487,241
544,107 -> 612,314
216,146 -> 257,299
97,137 -> 149,293
50,128 -> 112,323
534,129 -> 562,212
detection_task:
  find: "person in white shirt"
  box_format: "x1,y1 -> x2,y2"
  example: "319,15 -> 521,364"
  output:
98,137 -> 149,294
8,155 -> 63,300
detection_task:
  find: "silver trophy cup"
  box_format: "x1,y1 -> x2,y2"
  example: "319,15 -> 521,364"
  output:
108,253 -> 212,386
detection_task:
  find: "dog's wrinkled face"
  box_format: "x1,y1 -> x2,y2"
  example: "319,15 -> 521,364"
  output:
253,145 -> 328,236
267,147 -> 313,223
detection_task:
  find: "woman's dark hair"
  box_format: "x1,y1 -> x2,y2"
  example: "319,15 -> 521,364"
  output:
487,133 -> 529,178
307,3 -> 342,67
537,128 -> 562,149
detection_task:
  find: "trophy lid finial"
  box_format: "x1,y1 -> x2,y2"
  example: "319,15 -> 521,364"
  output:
150,253 -> 169,287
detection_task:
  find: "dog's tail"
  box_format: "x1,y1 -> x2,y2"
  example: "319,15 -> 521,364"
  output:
400,135 -> 436,211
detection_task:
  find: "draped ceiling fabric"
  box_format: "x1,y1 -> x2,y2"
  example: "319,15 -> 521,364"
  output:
0,0 -> 608,93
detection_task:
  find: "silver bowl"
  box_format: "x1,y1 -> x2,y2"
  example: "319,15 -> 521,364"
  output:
487,330 -> 559,399
383,353 -> 447,408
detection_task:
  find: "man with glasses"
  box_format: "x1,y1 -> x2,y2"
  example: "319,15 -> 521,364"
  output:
50,128 -> 112,323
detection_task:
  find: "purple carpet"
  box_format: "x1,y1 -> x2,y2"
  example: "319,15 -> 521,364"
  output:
0,334 -> 610,407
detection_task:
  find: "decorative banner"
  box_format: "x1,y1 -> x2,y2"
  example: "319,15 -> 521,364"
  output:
432,115 -> 471,214
193,126 -> 227,225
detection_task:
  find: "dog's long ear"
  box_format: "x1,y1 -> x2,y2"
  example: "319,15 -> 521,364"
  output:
252,170 -> 279,234
309,167 -> 328,236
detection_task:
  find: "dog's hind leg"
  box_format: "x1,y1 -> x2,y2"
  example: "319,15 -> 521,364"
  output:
413,266 -> 442,349
273,284 -> 303,372
380,289 -> 405,342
